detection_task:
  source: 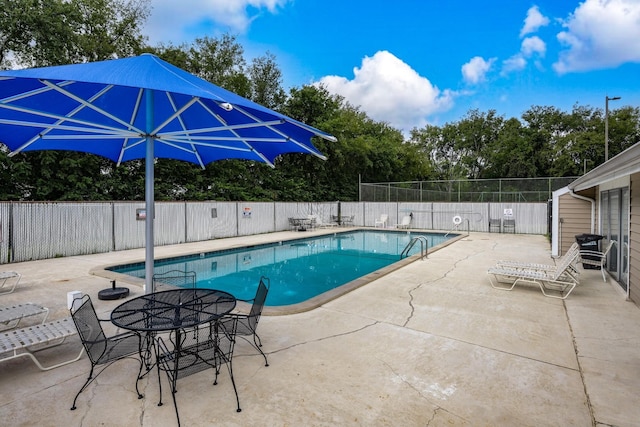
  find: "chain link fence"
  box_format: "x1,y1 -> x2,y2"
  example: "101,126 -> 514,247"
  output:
360,177 -> 578,203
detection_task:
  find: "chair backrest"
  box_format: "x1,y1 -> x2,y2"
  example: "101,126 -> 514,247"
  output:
70,295 -> 107,363
247,277 -> 270,331
153,270 -> 196,290
379,214 -> 388,222
602,240 -> 616,256
401,216 -> 411,225
553,249 -> 580,280
561,243 -> 580,261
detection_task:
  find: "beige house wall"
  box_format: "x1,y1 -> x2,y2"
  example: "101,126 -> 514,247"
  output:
629,173 -> 640,304
557,191 -> 594,255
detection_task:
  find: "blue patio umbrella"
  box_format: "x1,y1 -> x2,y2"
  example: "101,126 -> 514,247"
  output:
0,54 -> 336,292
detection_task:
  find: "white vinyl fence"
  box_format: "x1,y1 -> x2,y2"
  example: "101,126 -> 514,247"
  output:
0,201 -> 548,264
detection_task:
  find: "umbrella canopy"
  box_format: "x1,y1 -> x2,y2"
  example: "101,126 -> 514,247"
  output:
0,54 -> 336,292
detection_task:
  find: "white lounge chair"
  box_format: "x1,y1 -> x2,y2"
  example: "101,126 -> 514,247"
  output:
396,216 -> 411,229
0,317 -> 83,370
0,271 -> 21,295
0,303 -> 49,331
374,214 -> 389,228
496,243 -> 580,275
579,240 -> 616,282
488,249 -> 580,299
309,214 -> 337,228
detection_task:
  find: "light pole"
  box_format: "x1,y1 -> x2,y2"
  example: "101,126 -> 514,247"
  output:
605,95 -> 621,161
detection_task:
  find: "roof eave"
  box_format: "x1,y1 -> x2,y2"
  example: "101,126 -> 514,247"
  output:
569,142 -> 640,192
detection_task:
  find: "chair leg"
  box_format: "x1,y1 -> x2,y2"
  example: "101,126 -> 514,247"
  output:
214,358 -> 241,412
134,356 -> 144,399
169,387 -> 181,427
71,364 -> 96,410
226,360 -> 241,413
237,334 -> 269,366
156,356 -> 164,407
252,333 -> 269,367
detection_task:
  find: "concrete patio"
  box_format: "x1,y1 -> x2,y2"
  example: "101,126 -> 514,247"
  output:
1,231 -> 639,426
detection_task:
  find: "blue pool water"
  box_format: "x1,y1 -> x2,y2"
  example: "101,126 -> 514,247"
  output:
110,230 -> 456,306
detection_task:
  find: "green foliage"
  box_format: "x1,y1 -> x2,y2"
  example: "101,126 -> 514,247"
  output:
412,104 -> 640,181
248,52 -> 287,110
0,0 -> 149,67
1,1 -> 639,202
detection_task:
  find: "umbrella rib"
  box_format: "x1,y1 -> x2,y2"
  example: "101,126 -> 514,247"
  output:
0,119 -> 135,137
164,135 -> 288,143
158,119 -> 286,137
159,137 -> 254,153
4,83 -> 140,156
162,92 -> 205,169
41,80 -> 144,134
38,133 -> 141,140
196,99 -> 274,167
117,88 -> 145,165
0,103 -> 139,136
231,104 -> 328,160
153,94 -> 199,135
0,79 -> 74,103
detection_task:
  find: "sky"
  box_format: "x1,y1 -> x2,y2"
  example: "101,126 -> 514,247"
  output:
143,0 -> 640,133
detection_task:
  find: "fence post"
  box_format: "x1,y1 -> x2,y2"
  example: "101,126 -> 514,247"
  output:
8,202 -> 14,263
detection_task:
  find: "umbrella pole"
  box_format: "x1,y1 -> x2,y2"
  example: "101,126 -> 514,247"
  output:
144,90 -> 155,294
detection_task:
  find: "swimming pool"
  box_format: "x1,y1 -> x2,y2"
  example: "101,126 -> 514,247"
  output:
108,230 -> 459,310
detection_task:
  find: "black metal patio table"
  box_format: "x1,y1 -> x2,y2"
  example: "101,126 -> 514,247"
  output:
110,288 -> 236,378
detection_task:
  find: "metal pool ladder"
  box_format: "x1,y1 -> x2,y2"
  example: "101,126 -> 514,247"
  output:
401,236 -> 428,260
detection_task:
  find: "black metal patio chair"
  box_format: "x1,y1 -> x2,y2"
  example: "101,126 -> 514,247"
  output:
156,316 -> 241,426
222,276 -> 270,366
152,270 -> 196,291
70,294 -> 143,410
503,218 -> 516,233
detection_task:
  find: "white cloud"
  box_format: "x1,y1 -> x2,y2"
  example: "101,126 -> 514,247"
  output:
520,5 -> 550,37
318,51 -> 453,132
461,56 -> 496,85
145,0 -> 289,43
500,36 -> 546,75
521,36 -> 546,57
554,0 -> 640,73
501,55 -> 527,74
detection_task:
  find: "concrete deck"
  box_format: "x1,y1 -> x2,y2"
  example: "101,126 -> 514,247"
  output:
1,231 -> 639,426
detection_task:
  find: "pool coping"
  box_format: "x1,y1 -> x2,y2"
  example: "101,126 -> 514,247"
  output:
90,228 -> 467,315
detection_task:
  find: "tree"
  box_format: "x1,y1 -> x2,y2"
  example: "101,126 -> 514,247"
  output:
187,35 -> 250,97
1,0 -> 150,68
483,117 -> 536,178
71,0 -> 150,62
549,104 -> 602,176
607,106 -> 640,160
410,123 -> 464,181
455,109 -> 503,179
248,52 -> 287,110
520,105 -> 567,177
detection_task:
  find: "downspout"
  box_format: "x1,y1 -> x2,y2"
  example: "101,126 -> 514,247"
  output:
569,190 -> 596,234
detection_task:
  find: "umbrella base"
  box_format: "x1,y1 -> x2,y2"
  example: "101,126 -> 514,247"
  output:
98,280 -> 130,300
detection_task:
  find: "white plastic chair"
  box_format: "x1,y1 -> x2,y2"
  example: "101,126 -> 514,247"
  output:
374,214 -> 388,228
396,216 -> 411,229
579,240 -> 616,282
